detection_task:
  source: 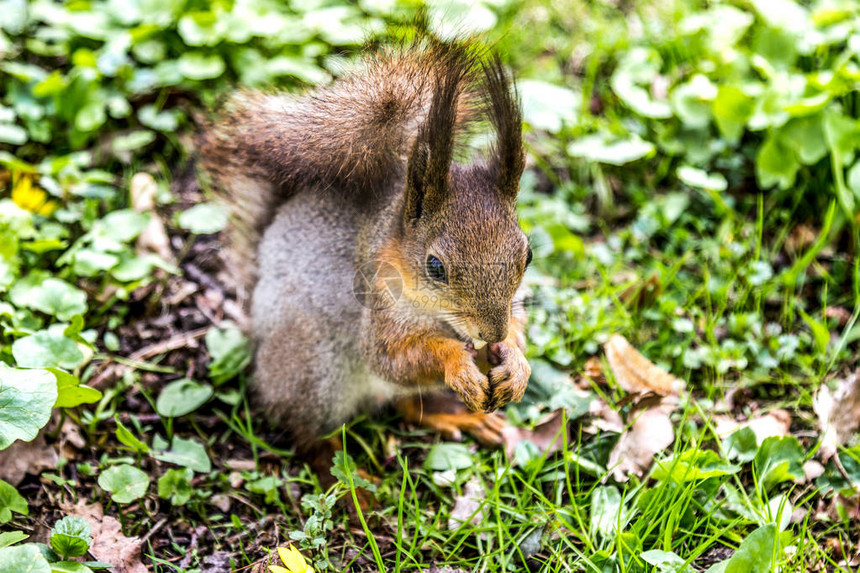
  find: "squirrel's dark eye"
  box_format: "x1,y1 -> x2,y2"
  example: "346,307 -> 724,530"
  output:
426,255 -> 447,283
525,247 -> 533,267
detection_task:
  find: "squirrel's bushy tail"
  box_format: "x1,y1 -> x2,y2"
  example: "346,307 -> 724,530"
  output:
197,40 -> 486,293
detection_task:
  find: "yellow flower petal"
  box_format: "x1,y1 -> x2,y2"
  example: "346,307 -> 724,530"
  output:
269,567 -> 290,573
11,175 -> 56,216
278,546 -> 310,572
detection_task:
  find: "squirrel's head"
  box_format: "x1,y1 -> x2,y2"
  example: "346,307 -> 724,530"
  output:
395,52 -> 528,345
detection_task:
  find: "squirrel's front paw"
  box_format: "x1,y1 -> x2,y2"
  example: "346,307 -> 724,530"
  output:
445,357 -> 491,413
485,342 -> 531,412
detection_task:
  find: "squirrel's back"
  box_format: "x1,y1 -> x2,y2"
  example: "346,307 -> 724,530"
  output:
197,41 -> 483,292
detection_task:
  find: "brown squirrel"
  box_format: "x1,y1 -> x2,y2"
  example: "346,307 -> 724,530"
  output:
198,39 -> 532,451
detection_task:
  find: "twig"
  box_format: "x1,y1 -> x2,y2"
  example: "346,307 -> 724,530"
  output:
89,327 -> 209,389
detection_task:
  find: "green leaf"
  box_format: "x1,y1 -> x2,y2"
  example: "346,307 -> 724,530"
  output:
754,436 -> 805,490
799,308 -> 830,355
724,427 -> 759,463
155,379 -> 213,417
331,450 -> 376,491
782,116 -> 828,165
0,530 -> 28,548
114,416 -> 149,453
518,80 -> 579,133
50,516 -> 92,559
424,443 -> 473,471
97,464 -> 150,504
0,123 -> 27,145
755,134 -> 799,190
568,135 -> 655,166
157,467 -> 194,506
93,210 -> 149,243
0,479 -> 28,523
73,249 -> 120,276
671,75 -> 717,128
653,449 -> 740,482
677,166 -> 728,191
0,544 -> 51,573
10,278 -> 87,321
206,323 -> 252,384
708,524 -> 778,572
0,367 -> 57,450
427,0 -> 497,40
590,486 -> 623,538
712,86 -> 754,143
138,105 -> 180,132
111,130 -> 156,153
641,549 -> 694,573
610,48 -> 672,120
75,98 -> 106,132
12,329 -> 84,370
153,436 -> 211,473
177,52 -> 225,80
52,369 -> 101,408
177,203 -> 228,234
51,560 -> 95,573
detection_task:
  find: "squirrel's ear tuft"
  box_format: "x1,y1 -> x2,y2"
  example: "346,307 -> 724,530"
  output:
482,54 -> 524,201
403,43 -> 474,222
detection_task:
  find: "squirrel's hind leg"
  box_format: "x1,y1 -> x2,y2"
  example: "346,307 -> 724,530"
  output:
395,392 -> 507,448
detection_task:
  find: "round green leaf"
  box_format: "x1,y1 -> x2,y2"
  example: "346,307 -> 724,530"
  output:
153,436 -> 211,473
177,203 -> 228,235
0,367 -> 57,450
424,443 -> 473,471
177,52 -> 225,80
97,464 -> 149,504
0,544 -> 51,573
0,479 -> 29,523
155,379 -> 213,417
677,166 -> 728,191
50,516 -> 92,558
12,330 -> 84,370
568,135 -> 656,166
11,278 -> 87,321
0,124 -> 27,145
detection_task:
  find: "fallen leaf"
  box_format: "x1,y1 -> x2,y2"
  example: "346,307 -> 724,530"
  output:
803,460 -> 825,482
448,478 -> 485,530
0,433 -> 58,486
713,409 -> 792,443
501,410 -> 566,461
60,501 -> 147,573
607,400 -> 675,482
825,306 -> 851,327
814,370 -> 860,460
604,334 -> 684,396
130,172 -> 174,263
582,357 -> 604,383
587,400 -> 624,434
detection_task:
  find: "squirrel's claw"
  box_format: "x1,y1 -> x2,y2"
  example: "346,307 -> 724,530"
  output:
485,342 -> 531,411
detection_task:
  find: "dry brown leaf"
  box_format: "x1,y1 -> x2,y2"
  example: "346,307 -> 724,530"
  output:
713,409 -> 792,443
607,400 -> 675,482
61,501 -> 147,573
130,172 -> 174,263
448,478 -> 485,530
0,433 -> 58,485
587,400 -> 624,434
501,410 -> 567,461
604,334 -> 684,396
814,370 -> 860,461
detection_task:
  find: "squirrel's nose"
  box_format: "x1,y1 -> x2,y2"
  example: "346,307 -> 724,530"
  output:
479,328 -> 507,344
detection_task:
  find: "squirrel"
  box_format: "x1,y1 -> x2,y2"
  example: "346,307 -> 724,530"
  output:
197,39 -> 532,452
